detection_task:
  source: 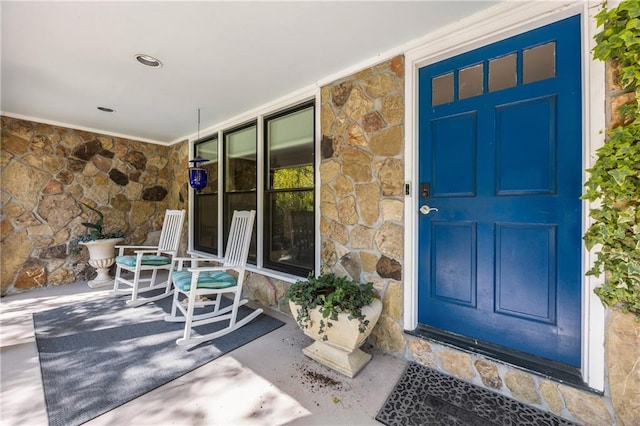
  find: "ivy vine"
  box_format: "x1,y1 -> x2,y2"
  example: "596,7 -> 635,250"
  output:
583,0 -> 640,317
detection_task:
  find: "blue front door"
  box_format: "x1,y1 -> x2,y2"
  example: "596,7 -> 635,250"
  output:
417,16 -> 582,367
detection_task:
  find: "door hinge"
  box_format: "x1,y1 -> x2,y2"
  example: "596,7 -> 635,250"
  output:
405,182 -> 411,196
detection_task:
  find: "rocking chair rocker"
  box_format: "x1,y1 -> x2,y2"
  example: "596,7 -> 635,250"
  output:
164,210 -> 260,346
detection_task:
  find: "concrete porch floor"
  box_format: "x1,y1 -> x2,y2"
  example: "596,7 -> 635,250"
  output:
0,280 -> 407,426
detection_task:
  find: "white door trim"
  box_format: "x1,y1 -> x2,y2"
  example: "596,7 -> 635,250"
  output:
403,1 -> 606,391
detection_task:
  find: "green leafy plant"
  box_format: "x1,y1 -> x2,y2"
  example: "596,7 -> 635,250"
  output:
69,202 -> 124,254
583,1 -> 640,317
286,272 -> 378,339
593,0 -> 640,98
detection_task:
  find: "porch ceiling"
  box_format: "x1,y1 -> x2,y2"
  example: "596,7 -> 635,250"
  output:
1,1 -> 498,145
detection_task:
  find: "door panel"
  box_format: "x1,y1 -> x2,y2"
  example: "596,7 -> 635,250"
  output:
417,15 -> 582,367
432,221 -> 477,306
495,223 -> 556,323
432,113 -> 477,197
496,96 -> 556,195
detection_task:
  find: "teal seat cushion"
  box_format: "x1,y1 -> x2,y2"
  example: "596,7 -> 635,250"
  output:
116,255 -> 171,267
172,270 -> 237,291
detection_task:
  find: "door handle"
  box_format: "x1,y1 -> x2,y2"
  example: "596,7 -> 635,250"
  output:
420,205 -> 439,215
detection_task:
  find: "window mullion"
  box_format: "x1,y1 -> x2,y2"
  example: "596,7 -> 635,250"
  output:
256,115 -> 265,269
217,130 -> 224,256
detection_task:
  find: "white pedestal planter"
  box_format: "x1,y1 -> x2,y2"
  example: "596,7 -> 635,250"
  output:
289,298 -> 382,378
80,238 -> 123,288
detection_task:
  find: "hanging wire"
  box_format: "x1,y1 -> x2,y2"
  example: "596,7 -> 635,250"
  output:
197,108 -> 201,140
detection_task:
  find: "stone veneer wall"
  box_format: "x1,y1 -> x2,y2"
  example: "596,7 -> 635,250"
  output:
601,60 -> 640,426
1,116 -> 189,295
318,56 -> 406,352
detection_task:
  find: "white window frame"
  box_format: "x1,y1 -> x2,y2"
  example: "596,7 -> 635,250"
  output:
188,88 -> 321,283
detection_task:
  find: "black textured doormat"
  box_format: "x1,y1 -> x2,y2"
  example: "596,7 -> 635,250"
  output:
376,362 -> 578,426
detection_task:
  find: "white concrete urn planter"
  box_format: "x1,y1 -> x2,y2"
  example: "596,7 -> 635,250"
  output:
289,298 -> 383,378
80,237 -> 123,288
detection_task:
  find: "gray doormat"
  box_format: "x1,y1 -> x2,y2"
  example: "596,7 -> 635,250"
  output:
376,362 -> 578,426
34,293 -> 284,426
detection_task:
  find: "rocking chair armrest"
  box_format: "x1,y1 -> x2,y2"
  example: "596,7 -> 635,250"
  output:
186,250 -> 219,259
116,245 -> 158,255
173,256 -> 194,263
172,256 -> 220,271
132,249 -> 165,256
115,245 -> 157,250
187,253 -> 222,263
173,256 -> 219,263
186,265 -> 233,274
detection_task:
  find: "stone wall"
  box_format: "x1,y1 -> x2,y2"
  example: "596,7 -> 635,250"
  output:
318,56 -> 406,353
606,309 -> 640,426
1,116 -> 189,294
603,60 -> 640,426
407,337 -> 615,425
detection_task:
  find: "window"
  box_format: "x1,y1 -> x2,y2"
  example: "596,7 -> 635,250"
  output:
432,72 -> 454,106
432,43 -> 557,107
488,53 -> 517,92
223,122 -> 258,263
458,63 -> 483,100
523,42 -> 556,84
264,102 -> 315,275
193,136 -> 219,254
191,100 -> 315,277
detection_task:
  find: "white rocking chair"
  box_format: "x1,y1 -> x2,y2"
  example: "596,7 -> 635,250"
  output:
111,209 -> 185,306
164,210 -> 261,346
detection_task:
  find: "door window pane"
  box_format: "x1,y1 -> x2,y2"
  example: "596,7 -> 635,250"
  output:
523,42 -> 556,84
459,63 -> 484,100
432,72 -> 454,106
489,53 -> 517,92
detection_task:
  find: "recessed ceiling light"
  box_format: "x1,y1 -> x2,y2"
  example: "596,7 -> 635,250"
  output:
97,106 -> 115,112
135,54 -> 162,68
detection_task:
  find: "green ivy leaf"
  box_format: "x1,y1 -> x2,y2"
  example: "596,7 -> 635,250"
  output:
609,168 -> 632,185
587,1 -> 640,319
624,1 -> 640,18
